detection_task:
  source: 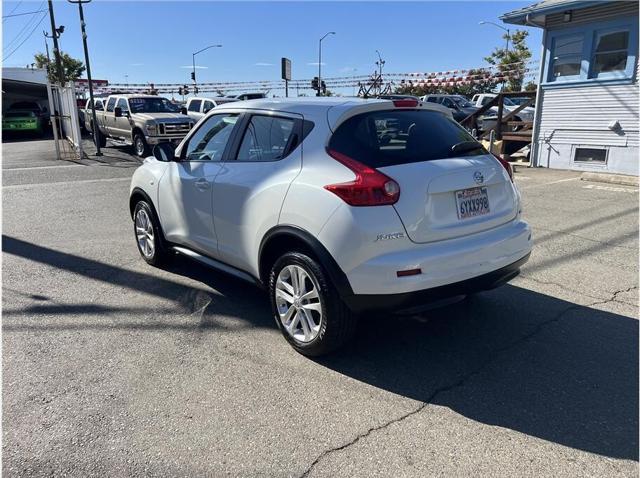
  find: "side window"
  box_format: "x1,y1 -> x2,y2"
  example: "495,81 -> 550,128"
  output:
184,114 -> 239,161
116,98 -> 129,113
481,97 -> 492,106
203,100 -> 215,113
236,115 -> 296,162
188,99 -> 202,112
442,98 -> 455,108
106,97 -> 116,112
95,100 -> 104,111
425,97 -> 439,103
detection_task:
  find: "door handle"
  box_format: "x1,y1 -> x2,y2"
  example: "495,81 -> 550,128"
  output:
195,178 -> 210,191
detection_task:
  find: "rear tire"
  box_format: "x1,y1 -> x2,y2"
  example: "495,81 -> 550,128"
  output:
269,252 -> 357,357
133,200 -> 169,266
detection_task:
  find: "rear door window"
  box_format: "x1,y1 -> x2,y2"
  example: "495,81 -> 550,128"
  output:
235,115 -> 296,162
106,98 -> 116,112
329,110 -> 483,168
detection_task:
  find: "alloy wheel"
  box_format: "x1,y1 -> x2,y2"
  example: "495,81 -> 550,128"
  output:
135,208 -> 155,258
275,265 -> 323,343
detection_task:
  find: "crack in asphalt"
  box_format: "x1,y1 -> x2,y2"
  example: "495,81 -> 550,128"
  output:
519,276 -> 638,306
299,286 -> 636,478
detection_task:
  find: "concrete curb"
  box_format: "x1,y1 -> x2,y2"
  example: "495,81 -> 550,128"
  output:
580,172 -> 639,187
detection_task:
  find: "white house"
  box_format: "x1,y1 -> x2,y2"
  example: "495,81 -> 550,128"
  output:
501,0 -> 639,176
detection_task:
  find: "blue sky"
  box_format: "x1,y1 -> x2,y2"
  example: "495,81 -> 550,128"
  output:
3,1 -> 541,93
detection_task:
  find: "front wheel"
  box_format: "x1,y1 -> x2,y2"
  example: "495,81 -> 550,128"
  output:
133,200 -> 168,266
269,252 -> 357,357
133,132 -> 149,157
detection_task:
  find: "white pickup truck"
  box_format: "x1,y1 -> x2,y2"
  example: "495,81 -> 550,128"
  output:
470,93 -> 535,123
185,96 -> 238,122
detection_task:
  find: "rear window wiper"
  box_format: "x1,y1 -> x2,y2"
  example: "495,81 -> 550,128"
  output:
450,141 -> 485,156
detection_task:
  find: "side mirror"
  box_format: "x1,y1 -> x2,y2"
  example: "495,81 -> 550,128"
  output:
180,107 -> 188,115
42,106 -> 48,113
153,142 -> 177,162
203,107 -> 211,114
114,106 -> 122,117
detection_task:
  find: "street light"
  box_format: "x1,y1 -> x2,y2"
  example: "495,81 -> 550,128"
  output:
192,44 -> 222,94
479,20 -> 510,52
318,31 -> 335,96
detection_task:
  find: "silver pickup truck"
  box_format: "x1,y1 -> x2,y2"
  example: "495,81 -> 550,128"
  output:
88,94 -> 194,157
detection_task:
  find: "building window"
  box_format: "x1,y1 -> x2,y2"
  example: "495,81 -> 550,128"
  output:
574,147 -> 607,164
592,29 -> 629,76
545,18 -> 637,85
551,34 -> 584,78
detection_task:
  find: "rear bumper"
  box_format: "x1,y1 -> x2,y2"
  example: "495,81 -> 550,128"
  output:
343,252 -> 530,313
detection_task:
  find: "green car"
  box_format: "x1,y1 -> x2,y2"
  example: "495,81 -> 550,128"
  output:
2,110 -> 44,136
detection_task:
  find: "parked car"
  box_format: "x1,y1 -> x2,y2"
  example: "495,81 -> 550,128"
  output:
129,98 -> 532,356
7,101 -> 50,128
2,110 -> 45,136
83,97 -> 106,132
185,96 -> 239,122
227,92 -> 267,101
91,94 -> 194,157
421,94 -> 480,123
470,93 -> 535,123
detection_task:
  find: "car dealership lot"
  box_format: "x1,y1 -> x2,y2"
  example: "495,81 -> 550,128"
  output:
3,141 -> 638,476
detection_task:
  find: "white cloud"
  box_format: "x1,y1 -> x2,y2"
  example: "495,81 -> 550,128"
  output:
180,65 -> 208,69
254,62 -> 274,66
340,66 -> 357,73
130,63 -> 144,66
307,62 -> 326,66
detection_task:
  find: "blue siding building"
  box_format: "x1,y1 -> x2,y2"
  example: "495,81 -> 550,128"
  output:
502,0 -> 639,176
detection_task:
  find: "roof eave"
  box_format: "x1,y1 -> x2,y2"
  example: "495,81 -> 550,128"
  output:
500,0 -> 607,26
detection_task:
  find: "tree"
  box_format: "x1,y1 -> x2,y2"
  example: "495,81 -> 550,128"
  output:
524,81 -> 537,91
34,51 -> 85,83
484,30 -> 532,92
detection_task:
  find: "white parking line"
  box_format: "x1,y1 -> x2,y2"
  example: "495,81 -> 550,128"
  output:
3,164 -> 84,171
3,177 -> 131,189
582,184 -> 638,193
520,177 -> 580,189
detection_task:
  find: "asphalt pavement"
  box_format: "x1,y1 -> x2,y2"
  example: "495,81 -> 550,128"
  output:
3,139 -> 638,477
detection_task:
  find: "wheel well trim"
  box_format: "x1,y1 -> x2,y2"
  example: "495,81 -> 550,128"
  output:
259,225 -> 354,297
130,187 -> 168,243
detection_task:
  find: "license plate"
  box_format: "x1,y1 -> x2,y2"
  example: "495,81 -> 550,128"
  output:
455,187 -> 490,220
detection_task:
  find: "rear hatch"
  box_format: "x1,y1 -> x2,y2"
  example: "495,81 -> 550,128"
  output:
328,107 -> 517,243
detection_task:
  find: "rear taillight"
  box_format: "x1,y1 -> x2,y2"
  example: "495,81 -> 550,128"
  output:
325,149 -> 400,206
493,153 -> 513,182
393,99 -> 419,108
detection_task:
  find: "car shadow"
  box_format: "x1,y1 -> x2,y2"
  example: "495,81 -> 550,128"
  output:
315,285 -> 638,461
2,235 -> 637,460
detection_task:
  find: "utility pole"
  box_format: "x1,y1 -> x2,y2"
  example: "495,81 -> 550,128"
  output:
68,0 -> 102,156
192,44 -> 222,95
47,0 -> 65,85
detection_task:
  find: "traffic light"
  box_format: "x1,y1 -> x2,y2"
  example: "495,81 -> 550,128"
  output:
183,85 -> 189,96
321,81 -> 327,94
311,77 -> 319,91
178,87 -> 184,96
191,71 -> 196,81
194,86 -> 199,95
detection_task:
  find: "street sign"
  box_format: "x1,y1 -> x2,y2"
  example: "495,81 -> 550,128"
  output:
281,58 -> 291,81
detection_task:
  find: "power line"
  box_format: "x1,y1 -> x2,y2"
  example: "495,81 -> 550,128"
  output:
3,9 -> 47,19
3,1 -> 24,21
2,11 -> 48,62
3,1 -> 45,53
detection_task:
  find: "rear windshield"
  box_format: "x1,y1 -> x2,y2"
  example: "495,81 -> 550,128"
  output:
329,110 -> 484,168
